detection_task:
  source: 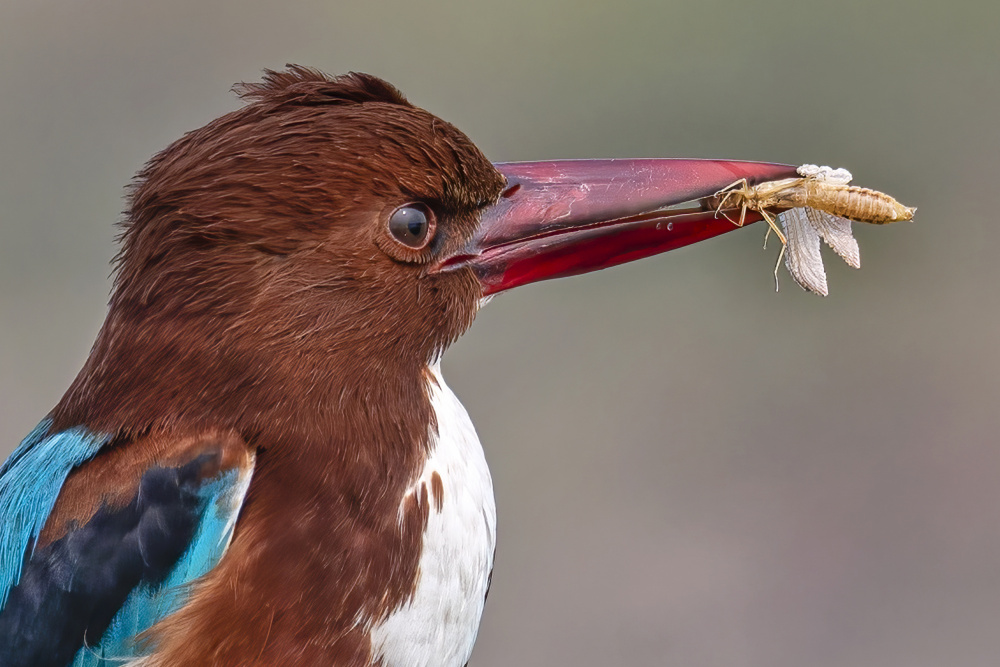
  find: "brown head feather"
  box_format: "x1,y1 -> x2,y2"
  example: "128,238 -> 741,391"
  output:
233,66 -> 410,108
54,65 -> 503,436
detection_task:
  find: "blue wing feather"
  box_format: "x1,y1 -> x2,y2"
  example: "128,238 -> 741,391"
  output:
0,424 -> 253,667
76,468 -> 251,666
0,420 -> 109,607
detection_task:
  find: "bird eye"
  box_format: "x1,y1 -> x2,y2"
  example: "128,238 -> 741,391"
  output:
388,204 -> 435,249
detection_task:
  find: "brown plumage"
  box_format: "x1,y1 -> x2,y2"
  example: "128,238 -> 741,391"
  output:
49,66 -> 504,664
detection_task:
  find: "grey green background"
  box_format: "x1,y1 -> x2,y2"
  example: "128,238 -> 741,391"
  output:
1,1 -> 998,665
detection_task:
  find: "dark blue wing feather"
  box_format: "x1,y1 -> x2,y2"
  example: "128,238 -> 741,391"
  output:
73,464 -> 251,667
0,424 -> 253,667
0,420 -> 109,608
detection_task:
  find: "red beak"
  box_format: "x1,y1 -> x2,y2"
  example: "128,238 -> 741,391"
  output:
435,159 -> 797,295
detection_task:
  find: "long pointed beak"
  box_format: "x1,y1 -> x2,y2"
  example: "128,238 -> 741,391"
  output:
435,159 -> 797,295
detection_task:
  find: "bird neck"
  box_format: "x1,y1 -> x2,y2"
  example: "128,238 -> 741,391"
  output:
75,305 -> 445,661
49,292 -> 438,454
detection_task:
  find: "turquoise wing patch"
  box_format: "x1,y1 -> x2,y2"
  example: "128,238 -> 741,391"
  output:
71,457 -> 254,666
0,420 -> 109,608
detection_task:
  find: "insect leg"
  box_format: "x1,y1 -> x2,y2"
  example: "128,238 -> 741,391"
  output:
713,179 -> 749,226
759,208 -> 787,247
738,199 -> 749,228
760,209 -> 786,291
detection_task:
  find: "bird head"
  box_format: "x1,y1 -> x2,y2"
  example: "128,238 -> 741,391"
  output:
55,66 -> 794,435
115,67 -> 504,367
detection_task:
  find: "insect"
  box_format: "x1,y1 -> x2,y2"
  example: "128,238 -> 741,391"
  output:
715,166 -> 914,227
708,165 -> 916,294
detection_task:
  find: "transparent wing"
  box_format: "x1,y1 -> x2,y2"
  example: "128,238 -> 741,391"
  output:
806,209 -> 860,268
780,207 -> 829,296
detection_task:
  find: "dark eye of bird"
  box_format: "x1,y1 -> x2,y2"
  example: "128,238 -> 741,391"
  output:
388,204 -> 434,249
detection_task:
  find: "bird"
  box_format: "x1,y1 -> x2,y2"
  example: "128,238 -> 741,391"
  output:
0,65 -> 797,666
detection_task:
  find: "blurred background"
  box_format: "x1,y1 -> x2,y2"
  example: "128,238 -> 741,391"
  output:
1,1 -> 998,665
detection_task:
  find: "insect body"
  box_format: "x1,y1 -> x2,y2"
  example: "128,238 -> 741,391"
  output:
712,165 -> 915,229
708,164 -> 916,294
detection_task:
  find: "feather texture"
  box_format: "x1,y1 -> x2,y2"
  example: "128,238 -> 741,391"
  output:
0,428 -> 254,667
72,456 -> 254,666
0,421 -> 109,608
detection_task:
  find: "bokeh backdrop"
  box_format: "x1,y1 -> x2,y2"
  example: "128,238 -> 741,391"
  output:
1,1 -> 998,665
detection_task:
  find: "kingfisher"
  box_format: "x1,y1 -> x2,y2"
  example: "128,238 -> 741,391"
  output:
0,66 -> 795,666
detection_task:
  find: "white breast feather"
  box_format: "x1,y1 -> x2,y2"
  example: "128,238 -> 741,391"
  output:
368,362 -> 497,667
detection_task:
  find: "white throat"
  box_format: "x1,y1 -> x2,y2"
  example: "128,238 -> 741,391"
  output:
369,361 -> 496,667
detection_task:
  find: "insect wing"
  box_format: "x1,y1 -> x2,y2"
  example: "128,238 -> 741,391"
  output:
806,208 -> 860,268
779,207 -> 829,296
796,164 -> 853,185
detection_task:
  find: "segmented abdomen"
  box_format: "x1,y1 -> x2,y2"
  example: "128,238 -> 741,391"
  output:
805,182 -> 914,224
